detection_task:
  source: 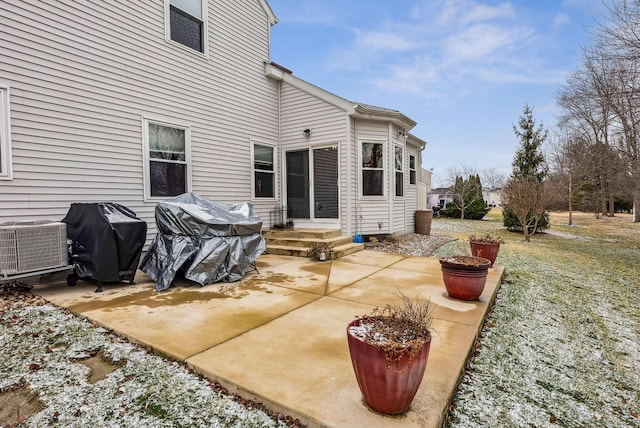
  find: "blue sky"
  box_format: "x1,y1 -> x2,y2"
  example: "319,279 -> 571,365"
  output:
266,0 -> 606,187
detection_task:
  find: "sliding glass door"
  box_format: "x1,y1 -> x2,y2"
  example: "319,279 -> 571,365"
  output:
286,146 -> 338,220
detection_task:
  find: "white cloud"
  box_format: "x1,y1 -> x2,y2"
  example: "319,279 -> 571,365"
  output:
322,0 -> 573,104
553,13 -> 571,28
438,0 -> 515,26
443,23 -> 521,62
355,29 -> 416,52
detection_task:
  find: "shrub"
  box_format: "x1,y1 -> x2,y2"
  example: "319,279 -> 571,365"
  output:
502,206 -> 549,232
441,199 -> 490,220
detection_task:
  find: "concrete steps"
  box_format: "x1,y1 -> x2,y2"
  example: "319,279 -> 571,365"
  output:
263,228 -> 364,259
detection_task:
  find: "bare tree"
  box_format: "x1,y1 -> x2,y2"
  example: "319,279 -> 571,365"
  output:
547,128 -> 576,224
598,0 -> 640,60
482,168 -> 507,190
501,177 -> 552,242
556,45 -> 617,217
594,0 -> 640,221
556,8 -> 639,220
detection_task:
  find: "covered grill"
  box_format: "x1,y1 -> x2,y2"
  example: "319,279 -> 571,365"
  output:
63,203 -> 147,291
140,193 -> 265,292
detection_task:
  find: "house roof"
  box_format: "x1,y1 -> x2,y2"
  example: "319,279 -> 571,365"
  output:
407,132 -> 427,149
353,103 -> 417,131
265,62 -> 420,132
260,0 -> 278,25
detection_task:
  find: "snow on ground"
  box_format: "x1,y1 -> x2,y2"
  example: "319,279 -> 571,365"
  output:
0,301 -> 289,427
1,213 -> 638,427
432,216 -> 640,427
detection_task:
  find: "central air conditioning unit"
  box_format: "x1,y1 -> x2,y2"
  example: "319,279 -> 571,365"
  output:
0,221 -> 68,277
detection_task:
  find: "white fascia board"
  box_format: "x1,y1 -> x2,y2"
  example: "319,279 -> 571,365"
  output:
407,133 -> 427,150
264,63 -> 356,114
259,0 -> 278,25
354,105 -> 417,131
264,62 -> 286,80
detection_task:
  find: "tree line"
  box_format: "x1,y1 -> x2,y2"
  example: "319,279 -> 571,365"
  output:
439,0 -> 639,239
552,0 -> 640,222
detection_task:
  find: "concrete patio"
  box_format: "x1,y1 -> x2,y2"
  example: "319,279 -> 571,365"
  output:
34,250 -> 504,427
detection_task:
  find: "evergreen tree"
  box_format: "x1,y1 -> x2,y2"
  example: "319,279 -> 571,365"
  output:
511,104 -> 548,181
442,174 -> 490,220
503,104 -> 550,232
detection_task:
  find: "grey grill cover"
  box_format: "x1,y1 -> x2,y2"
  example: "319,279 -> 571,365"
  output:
140,193 -> 265,292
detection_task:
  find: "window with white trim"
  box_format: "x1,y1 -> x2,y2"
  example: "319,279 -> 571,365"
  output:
361,141 -> 384,196
167,0 -> 206,53
252,143 -> 275,198
395,145 -> 404,197
143,119 -> 191,199
409,154 -> 416,185
0,87 -> 11,180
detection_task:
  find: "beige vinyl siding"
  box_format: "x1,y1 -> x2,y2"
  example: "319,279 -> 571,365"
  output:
280,83 -> 347,147
354,120 -> 390,234
344,117 -> 358,235
0,0 -> 279,243
279,82 -> 348,230
391,132 -> 406,235
403,146 -> 419,234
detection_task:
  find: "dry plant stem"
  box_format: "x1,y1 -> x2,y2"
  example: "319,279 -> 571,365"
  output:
468,234 -> 505,244
357,293 -> 432,371
440,255 -> 490,267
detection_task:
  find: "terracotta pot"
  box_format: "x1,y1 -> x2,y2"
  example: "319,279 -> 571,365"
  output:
470,241 -> 500,267
346,319 -> 431,415
439,256 -> 490,301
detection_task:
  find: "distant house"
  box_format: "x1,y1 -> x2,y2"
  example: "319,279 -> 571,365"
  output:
0,0 -> 428,240
483,188 -> 503,207
427,187 -> 454,210
428,187 -> 502,212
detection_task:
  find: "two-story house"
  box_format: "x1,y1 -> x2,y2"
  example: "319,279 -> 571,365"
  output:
0,0 -> 427,242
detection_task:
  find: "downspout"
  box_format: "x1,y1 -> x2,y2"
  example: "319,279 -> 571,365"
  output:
403,131 -> 408,233
388,123 -> 393,234
277,79 -> 283,211
346,114 -> 352,236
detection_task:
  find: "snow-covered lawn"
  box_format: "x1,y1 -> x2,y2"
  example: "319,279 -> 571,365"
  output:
0,298 -> 290,427
1,211 -> 637,427
433,213 -> 640,427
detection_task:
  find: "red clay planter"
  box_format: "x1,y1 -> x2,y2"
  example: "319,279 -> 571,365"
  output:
346,318 -> 431,415
470,241 -> 501,267
440,255 -> 491,301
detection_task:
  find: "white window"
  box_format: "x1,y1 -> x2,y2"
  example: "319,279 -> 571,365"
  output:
395,145 -> 404,197
409,154 -> 416,185
0,86 -> 12,180
252,142 -> 276,198
361,141 -> 384,196
142,118 -> 191,200
166,0 -> 207,54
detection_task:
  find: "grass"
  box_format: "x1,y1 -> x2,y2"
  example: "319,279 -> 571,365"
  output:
433,210 -> 640,427
0,297 -> 290,427
2,209 -> 638,427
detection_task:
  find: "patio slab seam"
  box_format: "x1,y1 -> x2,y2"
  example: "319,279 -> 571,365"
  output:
180,291 -> 326,361
29,252 -> 505,428
179,259 -> 393,361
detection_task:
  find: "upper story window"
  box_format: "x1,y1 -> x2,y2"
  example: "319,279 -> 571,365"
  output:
0,86 -> 12,180
252,142 -> 276,198
395,145 -> 404,197
143,118 -> 191,200
167,0 -> 206,54
409,154 -> 416,185
361,141 -> 384,196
